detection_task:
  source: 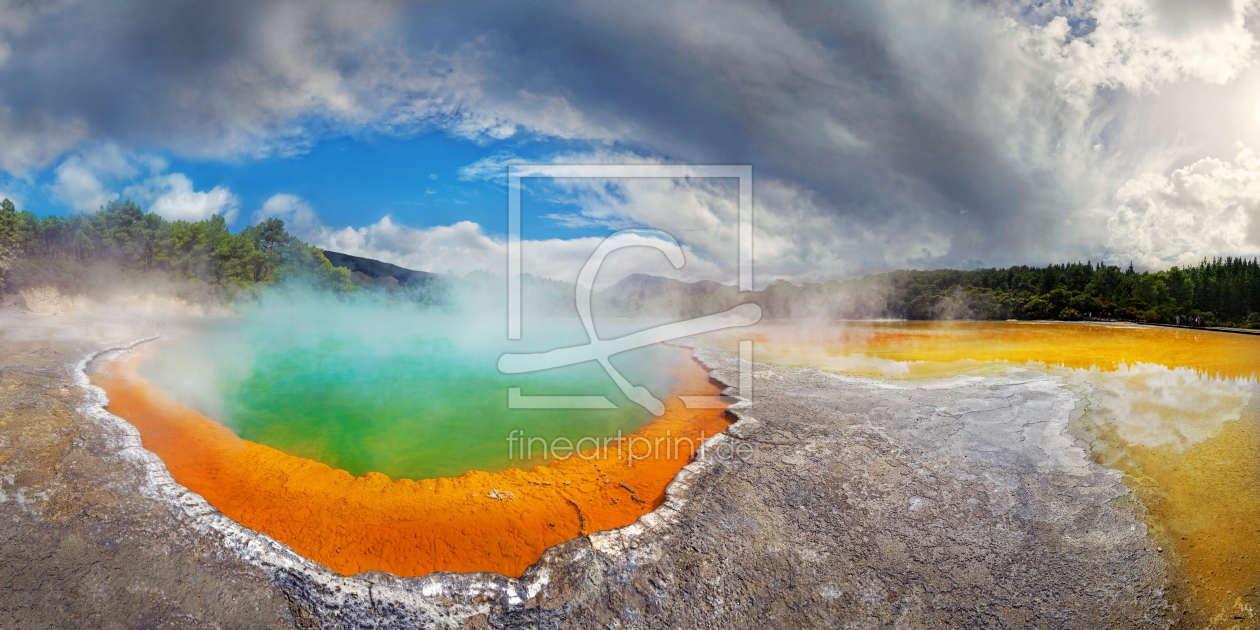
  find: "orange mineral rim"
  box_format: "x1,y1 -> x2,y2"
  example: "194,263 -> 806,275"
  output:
93,343 -> 731,577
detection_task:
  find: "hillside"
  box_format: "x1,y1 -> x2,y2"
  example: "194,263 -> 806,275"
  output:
596,273 -> 747,318
322,251 -> 441,288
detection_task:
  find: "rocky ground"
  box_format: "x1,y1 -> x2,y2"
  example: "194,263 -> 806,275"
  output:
0,308 -> 294,629
0,304 -> 1172,629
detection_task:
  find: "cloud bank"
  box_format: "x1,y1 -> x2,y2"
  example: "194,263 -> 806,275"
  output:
5,0 -> 1260,278
45,144 -> 239,221
255,192 -> 727,289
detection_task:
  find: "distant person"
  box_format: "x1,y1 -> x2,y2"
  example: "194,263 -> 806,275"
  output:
1176,315 -> 1180,326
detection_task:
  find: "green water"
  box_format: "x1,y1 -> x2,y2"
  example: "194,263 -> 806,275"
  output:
141,302 -> 683,480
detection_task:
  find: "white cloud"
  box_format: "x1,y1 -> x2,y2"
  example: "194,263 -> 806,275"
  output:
318,217 -> 508,277
1030,0 -> 1258,93
50,145 -> 133,212
1107,145 -> 1260,268
252,193 -> 322,234
805,0 -> 1260,269
253,193 -> 726,288
469,149 -> 959,286
125,173 -> 239,222
457,151 -> 524,182
51,161 -> 115,212
542,213 -> 623,229
50,144 -> 237,221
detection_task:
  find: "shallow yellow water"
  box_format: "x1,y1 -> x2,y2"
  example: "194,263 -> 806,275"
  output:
704,320 -> 1260,381
699,320 -> 1260,625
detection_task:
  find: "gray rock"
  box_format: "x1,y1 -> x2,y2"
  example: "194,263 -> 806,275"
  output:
0,311 -> 293,629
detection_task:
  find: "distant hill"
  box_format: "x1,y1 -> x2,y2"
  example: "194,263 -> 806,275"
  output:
320,250 -> 742,316
597,273 -> 744,317
322,251 -> 440,288
601,273 -> 730,299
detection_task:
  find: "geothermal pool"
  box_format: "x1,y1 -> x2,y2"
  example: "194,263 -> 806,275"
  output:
96,313 -> 1260,622
93,304 -> 730,577
698,320 -> 1260,624
137,311 -> 690,481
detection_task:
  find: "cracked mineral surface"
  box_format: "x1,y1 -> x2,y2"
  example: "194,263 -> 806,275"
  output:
0,306 -> 1178,628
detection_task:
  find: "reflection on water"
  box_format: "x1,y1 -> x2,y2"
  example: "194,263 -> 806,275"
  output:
698,320 -> 1260,625
1084,392 -> 1260,629
1090,363 -> 1252,451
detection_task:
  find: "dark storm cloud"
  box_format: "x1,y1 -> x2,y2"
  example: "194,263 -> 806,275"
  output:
0,0 -> 406,165
0,0 -> 1253,276
392,0 -> 1101,270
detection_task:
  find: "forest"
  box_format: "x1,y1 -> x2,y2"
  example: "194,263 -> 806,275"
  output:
3,198 -> 1259,327
751,260 -> 1258,327
0,198 -> 356,301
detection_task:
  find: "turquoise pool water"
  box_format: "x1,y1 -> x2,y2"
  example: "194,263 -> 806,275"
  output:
141,302 -> 682,480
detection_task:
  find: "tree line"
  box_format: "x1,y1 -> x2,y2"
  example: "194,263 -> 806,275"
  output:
752,260 -> 1260,327
5,197 -> 1260,327
0,198 -> 355,300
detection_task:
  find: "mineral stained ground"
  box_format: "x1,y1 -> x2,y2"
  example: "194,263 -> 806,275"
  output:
0,306 -> 1169,629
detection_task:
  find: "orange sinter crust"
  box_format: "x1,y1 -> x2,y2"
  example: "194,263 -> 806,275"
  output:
93,346 -> 730,577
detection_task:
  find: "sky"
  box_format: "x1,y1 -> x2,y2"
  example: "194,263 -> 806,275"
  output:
4,0 -> 1260,288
